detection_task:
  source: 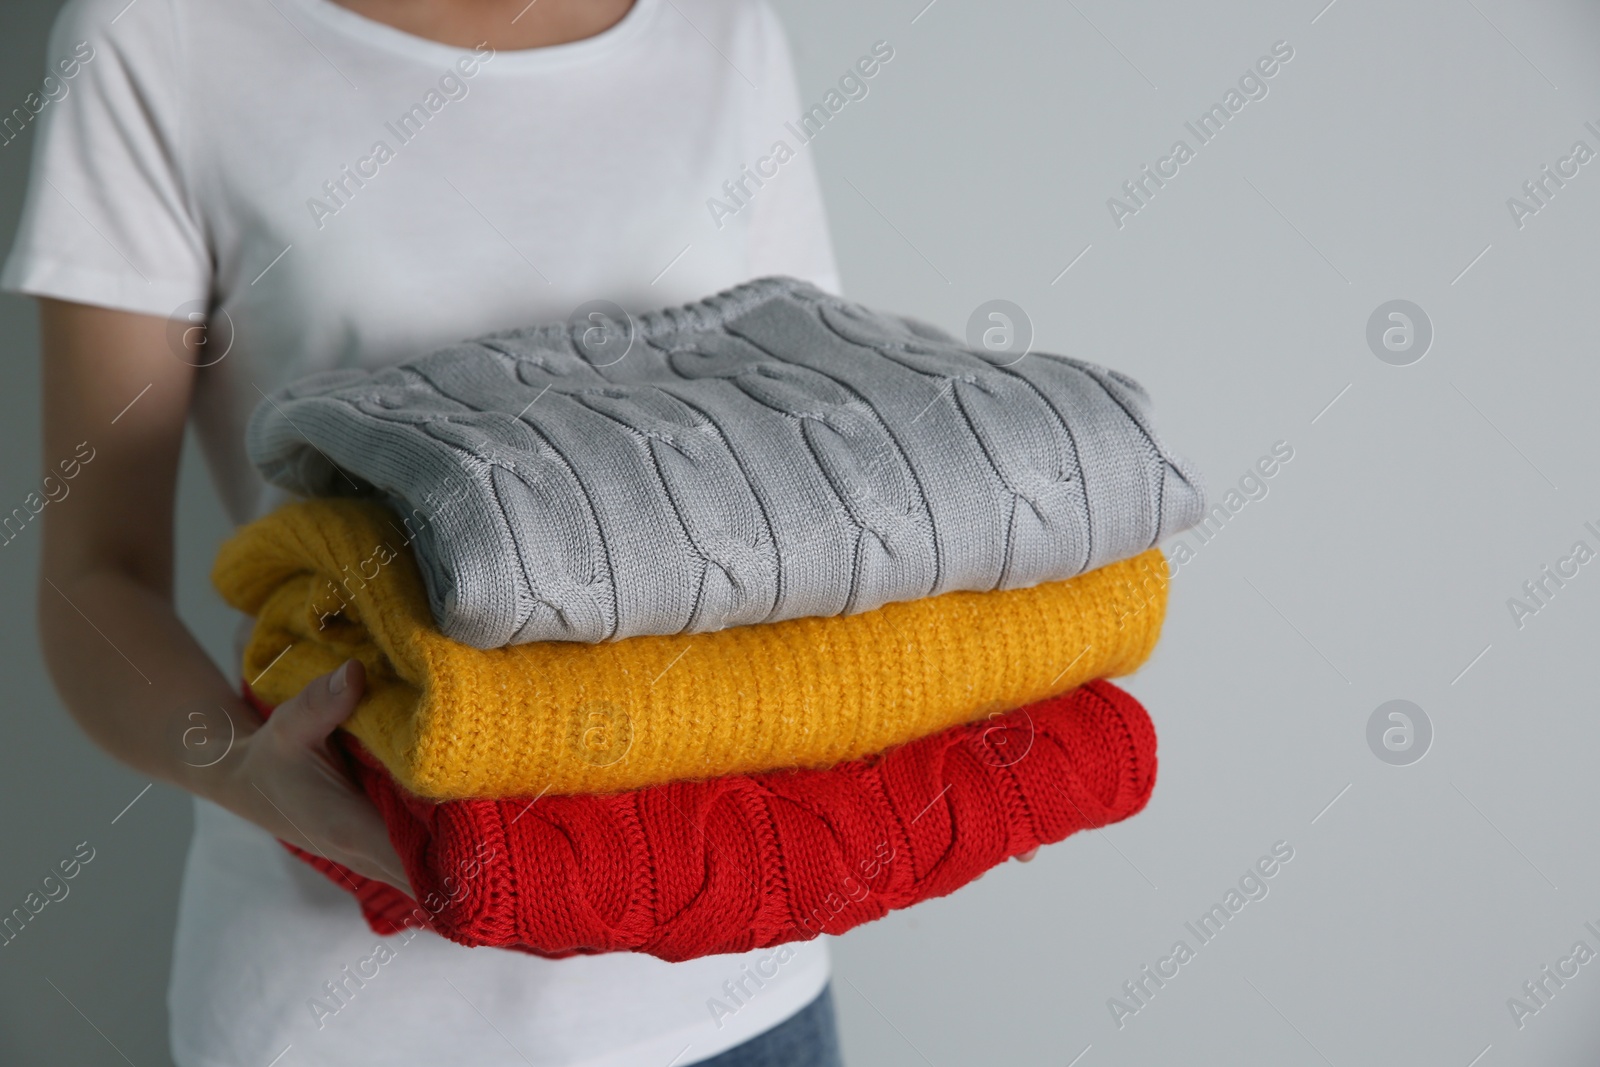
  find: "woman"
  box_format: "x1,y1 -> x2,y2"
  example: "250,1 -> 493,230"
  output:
5,0 -> 845,1062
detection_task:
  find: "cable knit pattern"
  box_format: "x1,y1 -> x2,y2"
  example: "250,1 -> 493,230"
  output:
244,680 -> 1157,962
213,497 -> 1170,800
246,276 -> 1205,647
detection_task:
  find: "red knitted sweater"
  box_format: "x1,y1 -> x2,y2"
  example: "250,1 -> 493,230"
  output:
243,680 -> 1157,962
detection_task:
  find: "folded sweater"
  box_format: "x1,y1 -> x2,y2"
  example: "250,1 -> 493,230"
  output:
244,679 -> 1158,961
214,496 -> 1170,800
246,275 -> 1204,647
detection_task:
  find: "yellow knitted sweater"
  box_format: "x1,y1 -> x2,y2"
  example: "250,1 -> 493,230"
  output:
213,498 -> 1170,800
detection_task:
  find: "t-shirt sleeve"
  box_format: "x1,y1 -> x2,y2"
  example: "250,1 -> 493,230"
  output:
740,2 -> 842,297
1,0 -> 211,318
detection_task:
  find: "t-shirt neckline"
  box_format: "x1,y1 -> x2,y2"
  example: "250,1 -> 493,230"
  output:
281,0 -> 661,71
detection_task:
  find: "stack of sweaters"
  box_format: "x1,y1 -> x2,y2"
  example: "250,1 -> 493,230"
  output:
213,276 -> 1205,963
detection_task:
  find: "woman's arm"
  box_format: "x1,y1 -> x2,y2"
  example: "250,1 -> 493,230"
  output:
36,298 -> 412,893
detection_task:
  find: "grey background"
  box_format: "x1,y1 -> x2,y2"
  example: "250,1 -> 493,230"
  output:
4,0 -> 1599,1063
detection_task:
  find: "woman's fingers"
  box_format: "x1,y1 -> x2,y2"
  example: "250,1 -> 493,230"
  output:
268,659 -> 365,750
221,658 -> 415,895
1015,847 -> 1040,862
251,758 -> 414,896
326,806 -> 414,897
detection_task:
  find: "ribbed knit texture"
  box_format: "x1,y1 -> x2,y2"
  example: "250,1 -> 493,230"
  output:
214,497 -> 1170,800
244,680 -> 1157,962
246,275 -> 1205,647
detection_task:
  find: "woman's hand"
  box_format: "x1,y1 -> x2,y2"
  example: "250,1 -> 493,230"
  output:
205,659 -> 414,897
33,300 -> 410,898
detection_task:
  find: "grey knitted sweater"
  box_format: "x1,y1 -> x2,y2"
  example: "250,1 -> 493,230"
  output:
248,276 -> 1206,647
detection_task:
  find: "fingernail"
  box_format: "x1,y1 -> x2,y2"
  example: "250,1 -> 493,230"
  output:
328,660 -> 349,695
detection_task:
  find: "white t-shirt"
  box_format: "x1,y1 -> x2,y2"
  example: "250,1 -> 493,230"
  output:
3,0 -> 839,1063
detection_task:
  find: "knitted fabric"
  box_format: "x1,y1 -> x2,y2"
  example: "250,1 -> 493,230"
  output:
246,275 -> 1205,647
243,679 -> 1158,961
214,497 -> 1170,800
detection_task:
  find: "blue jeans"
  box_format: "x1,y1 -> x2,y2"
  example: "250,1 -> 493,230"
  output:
698,984 -> 844,1067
